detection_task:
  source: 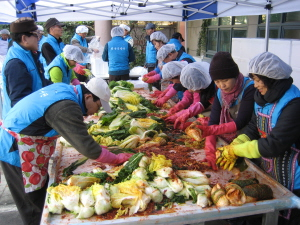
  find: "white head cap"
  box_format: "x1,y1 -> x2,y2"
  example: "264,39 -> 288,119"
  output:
150,31 -> 168,44
156,44 -> 176,61
111,26 -> 124,37
76,25 -> 89,34
119,24 -> 130,32
0,29 -> 10,35
37,25 -> 44,31
248,52 -> 292,79
63,45 -> 84,63
85,77 -> 112,113
162,61 -> 188,80
180,62 -> 211,91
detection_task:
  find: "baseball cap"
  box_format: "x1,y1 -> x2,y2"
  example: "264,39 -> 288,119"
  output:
45,18 -> 65,30
172,32 -> 185,42
85,77 -> 112,113
145,23 -> 156,30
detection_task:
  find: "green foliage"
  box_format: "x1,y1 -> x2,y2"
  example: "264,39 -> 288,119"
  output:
79,172 -> 108,180
130,47 -> 146,69
62,157 -> 88,177
197,19 -> 209,56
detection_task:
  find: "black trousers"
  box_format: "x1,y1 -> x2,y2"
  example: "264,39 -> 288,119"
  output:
0,161 -> 48,225
109,74 -> 129,82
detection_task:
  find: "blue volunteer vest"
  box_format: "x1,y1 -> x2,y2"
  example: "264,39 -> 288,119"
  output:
40,34 -> 65,69
145,40 -> 156,64
44,53 -> 73,84
2,42 -> 43,119
177,52 -> 195,62
39,35 -> 48,68
71,33 -> 88,66
0,83 -> 85,167
107,36 -> 130,73
254,84 -> 300,191
124,35 -> 133,43
168,38 -> 183,52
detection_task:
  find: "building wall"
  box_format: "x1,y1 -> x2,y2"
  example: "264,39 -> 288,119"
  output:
232,38 -> 300,88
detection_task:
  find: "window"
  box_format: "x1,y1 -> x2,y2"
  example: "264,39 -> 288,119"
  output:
258,27 -> 280,38
206,16 -> 247,57
286,12 -> 300,22
283,27 -> 300,38
260,13 -> 281,23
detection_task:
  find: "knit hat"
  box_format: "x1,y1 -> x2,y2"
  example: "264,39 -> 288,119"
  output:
209,52 -> 239,80
10,17 -> 37,33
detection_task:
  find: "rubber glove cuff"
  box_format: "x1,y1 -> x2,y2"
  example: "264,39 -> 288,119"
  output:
192,92 -> 200,105
231,134 -> 251,145
96,146 -> 132,164
144,74 -> 161,83
233,140 -> 261,158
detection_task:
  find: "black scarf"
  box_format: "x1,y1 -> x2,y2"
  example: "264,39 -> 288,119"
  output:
254,77 -> 293,106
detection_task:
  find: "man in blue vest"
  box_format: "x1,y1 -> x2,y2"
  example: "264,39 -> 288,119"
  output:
168,32 -> 185,52
0,77 -> 132,225
71,25 -> 99,82
41,18 -> 65,68
144,23 -> 157,73
1,17 -> 52,119
119,24 -> 133,47
102,26 -> 135,82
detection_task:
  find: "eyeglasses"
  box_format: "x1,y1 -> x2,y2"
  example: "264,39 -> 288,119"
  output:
29,31 -> 39,38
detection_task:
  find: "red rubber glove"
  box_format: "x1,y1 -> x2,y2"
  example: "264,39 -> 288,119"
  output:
196,121 -> 237,138
96,146 -> 133,165
143,74 -> 161,84
165,110 -> 186,124
202,135 -> 218,170
192,92 -> 200,105
73,63 -> 86,75
157,84 -> 172,98
150,90 -> 163,98
166,90 -> 193,117
174,102 -> 205,130
143,70 -> 156,78
195,117 -> 210,126
71,78 -> 80,85
155,86 -> 177,107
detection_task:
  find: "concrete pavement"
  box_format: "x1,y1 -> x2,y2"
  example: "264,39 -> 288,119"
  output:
0,165 -> 22,225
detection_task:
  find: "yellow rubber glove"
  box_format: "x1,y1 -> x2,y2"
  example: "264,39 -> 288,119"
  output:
230,134 -> 251,145
216,140 -> 261,171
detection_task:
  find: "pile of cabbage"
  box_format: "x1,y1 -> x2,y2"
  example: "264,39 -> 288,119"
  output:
47,153 -> 212,219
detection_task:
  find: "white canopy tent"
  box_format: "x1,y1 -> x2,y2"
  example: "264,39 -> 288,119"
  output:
1,0 -> 300,50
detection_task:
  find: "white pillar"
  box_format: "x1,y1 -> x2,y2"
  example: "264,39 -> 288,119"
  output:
95,20 -> 112,46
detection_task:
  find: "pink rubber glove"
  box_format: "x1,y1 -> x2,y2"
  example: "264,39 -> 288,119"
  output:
195,117 -> 210,126
165,110 -> 186,124
143,70 -> 156,78
143,74 -> 161,84
166,90 -> 193,117
192,92 -> 200,105
196,121 -> 237,138
71,78 -> 81,85
158,84 -> 173,98
174,102 -> 205,130
96,146 -> 133,165
150,90 -> 163,98
73,63 -> 86,75
155,86 -> 177,107
202,135 -> 218,170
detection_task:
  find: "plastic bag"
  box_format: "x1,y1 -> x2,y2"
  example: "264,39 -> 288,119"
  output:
88,37 -> 103,58
130,66 -> 148,76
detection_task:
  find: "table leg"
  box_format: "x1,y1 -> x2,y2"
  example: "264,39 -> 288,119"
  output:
262,210 -> 279,225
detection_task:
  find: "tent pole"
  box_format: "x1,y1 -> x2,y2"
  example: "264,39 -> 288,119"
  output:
264,0 -> 272,52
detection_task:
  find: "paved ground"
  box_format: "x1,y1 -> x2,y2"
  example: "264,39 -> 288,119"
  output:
0,164 -> 229,225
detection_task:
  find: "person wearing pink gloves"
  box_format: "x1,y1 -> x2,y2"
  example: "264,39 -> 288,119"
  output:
0,77 -> 132,225
165,62 -> 216,130
44,45 -> 82,85
154,61 -> 189,107
191,52 -> 255,170
142,31 -> 168,90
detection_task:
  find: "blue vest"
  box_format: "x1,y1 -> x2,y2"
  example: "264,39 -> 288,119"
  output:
124,35 -> 133,43
145,40 -> 156,64
2,42 -> 43,119
38,35 -> 47,68
107,36 -> 130,73
168,38 -> 183,52
177,52 -> 195,62
44,53 -> 73,84
40,34 -> 65,69
0,83 -> 85,167
71,33 -> 88,66
254,84 -> 300,190
217,77 -> 253,108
